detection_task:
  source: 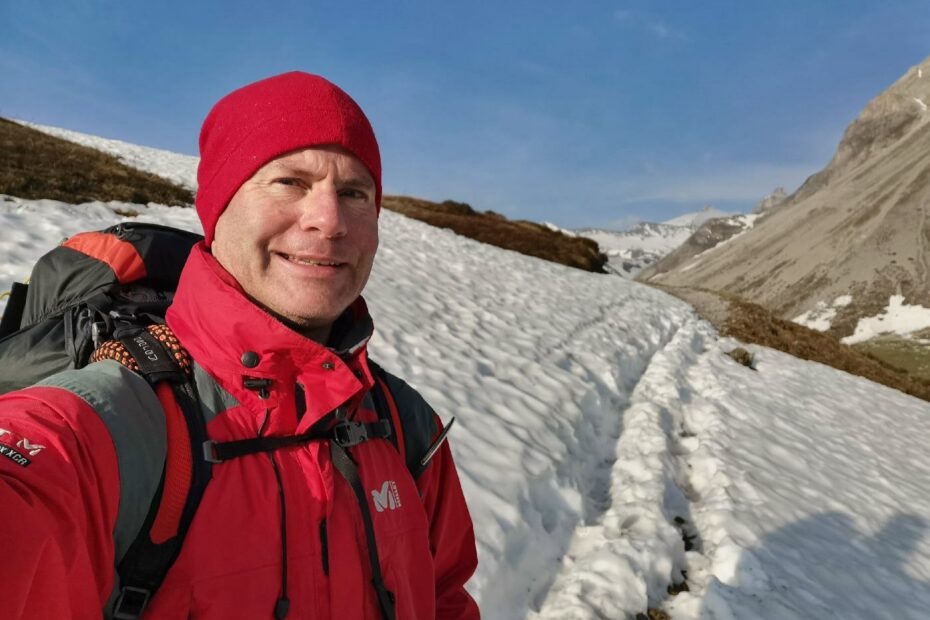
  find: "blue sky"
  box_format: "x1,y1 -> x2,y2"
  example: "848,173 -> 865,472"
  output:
3,1 -> 929,229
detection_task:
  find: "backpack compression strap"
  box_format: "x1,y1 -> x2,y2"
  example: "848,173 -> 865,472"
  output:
0,282 -> 28,339
90,324 -> 193,377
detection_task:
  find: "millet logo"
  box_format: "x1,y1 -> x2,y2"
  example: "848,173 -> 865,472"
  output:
0,427 -> 45,468
371,480 -> 402,513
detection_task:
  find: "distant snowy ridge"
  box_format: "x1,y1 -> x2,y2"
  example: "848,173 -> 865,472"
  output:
676,213 -> 760,273
577,207 -> 735,280
578,223 -> 694,279
662,206 -> 732,228
637,213 -> 760,282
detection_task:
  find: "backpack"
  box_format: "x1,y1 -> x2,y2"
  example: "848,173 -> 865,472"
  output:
0,222 -> 452,620
0,222 -> 200,392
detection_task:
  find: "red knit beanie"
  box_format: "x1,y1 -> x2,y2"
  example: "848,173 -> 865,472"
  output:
195,71 -> 382,247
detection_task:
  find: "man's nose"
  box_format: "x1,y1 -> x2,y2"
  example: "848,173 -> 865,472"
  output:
298,185 -> 348,238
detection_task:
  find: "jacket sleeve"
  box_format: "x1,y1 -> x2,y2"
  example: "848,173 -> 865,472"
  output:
417,422 -> 480,620
0,387 -> 121,619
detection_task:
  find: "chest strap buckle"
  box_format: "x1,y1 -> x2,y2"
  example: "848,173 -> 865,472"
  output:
112,586 -> 151,619
332,419 -> 391,448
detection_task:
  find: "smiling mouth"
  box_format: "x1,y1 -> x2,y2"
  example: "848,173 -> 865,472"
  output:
276,252 -> 345,267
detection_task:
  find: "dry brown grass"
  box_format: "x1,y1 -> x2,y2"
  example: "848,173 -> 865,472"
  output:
382,195 -> 608,273
724,297 -> 930,402
0,118 -> 193,206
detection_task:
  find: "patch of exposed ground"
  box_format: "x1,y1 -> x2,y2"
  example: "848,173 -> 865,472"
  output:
724,297 -> 930,403
651,285 -> 732,332
382,195 -> 608,273
649,284 -> 930,403
0,118 -> 194,206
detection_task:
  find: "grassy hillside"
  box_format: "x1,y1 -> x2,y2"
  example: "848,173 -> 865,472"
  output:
0,118 -> 194,206
382,195 -> 607,273
852,335 -> 930,383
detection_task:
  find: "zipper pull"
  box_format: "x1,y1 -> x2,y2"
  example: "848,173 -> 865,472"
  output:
420,417 -> 456,468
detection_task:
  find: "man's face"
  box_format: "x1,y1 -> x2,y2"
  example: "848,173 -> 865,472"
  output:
211,146 -> 379,338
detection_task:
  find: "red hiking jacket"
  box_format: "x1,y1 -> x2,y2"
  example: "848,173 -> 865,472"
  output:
0,244 -> 479,619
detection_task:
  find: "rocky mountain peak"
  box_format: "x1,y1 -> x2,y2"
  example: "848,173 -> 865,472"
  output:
753,187 -> 787,214
830,58 -> 930,173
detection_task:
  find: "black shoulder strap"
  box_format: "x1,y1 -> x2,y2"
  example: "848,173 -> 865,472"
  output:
109,329 -> 212,620
367,360 -> 401,456
0,282 -> 28,339
368,359 -> 449,480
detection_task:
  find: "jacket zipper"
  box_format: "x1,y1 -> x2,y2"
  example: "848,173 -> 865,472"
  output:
319,519 -> 329,576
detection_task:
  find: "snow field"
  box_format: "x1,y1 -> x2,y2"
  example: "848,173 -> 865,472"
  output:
796,292 -> 930,344
843,294 -> 930,344
536,320 -> 712,618
667,344 -> 930,619
365,214 -> 701,617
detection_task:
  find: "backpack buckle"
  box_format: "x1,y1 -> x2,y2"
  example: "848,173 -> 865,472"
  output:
91,320 -> 109,349
202,440 -> 222,463
112,585 -> 151,619
332,421 -> 369,447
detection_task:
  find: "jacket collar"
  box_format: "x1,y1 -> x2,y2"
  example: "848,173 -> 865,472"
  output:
166,243 -> 375,425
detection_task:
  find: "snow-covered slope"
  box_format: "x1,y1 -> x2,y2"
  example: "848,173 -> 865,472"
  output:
3,127 -> 930,618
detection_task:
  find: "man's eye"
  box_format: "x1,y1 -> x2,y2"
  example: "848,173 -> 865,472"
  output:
340,188 -> 368,200
274,178 -> 300,187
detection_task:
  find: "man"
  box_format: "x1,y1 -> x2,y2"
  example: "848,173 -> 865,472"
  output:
0,72 -> 479,618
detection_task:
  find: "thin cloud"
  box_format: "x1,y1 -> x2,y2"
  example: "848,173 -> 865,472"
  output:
613,9 -> 632,21
649,20 -> 685,40
612,10 -> 686,41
